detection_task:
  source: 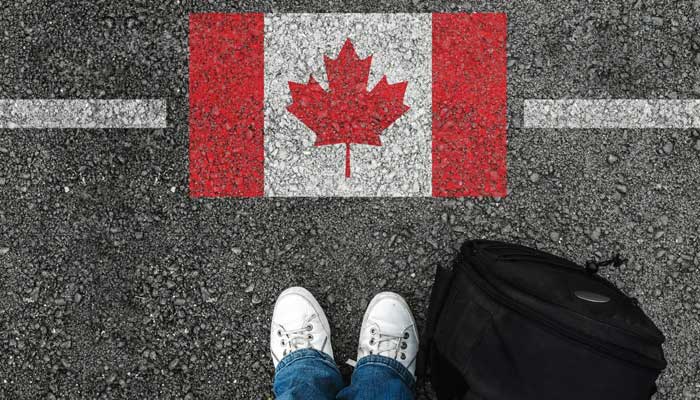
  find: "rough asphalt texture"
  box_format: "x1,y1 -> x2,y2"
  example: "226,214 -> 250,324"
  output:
1,1 -> 699,399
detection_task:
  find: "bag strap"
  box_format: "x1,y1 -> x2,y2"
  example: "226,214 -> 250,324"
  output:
416,263 -> 456,378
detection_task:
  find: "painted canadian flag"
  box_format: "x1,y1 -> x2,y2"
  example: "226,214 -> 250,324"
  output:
189,13 -> 507,198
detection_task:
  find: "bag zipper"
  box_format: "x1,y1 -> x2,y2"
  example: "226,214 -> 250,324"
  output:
477,247 -> 663,344
470,242 -> 664,342
496,254 -> 638,301
462,248 -> 665,370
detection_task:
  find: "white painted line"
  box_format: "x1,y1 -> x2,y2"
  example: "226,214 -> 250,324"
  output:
0,99 -> 167,129
524,99 -> 700,129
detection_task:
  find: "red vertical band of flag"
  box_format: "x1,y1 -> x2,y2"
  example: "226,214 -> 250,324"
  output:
432,13 -> 508,197
189,13 -> 264,197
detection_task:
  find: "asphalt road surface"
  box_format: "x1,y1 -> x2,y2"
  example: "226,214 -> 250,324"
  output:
1,1 -> 699,399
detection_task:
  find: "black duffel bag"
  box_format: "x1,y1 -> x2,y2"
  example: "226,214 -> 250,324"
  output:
418,240 -> 666,400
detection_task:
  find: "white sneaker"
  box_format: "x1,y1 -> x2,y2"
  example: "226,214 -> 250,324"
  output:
270,287 -> 333,367
357,292 -> 419,377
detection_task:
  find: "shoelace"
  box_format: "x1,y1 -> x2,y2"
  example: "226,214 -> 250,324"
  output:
348,328 -> 410,367
277,314 -> 316,355
371,332 -> 407,359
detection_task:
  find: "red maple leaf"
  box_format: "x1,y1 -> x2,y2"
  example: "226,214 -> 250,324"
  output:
287,38 -> 410,178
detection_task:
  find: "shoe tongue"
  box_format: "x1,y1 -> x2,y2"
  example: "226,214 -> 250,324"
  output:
374,320 -> 407,358
376,333 -> 401,357
278,314 -> 310,330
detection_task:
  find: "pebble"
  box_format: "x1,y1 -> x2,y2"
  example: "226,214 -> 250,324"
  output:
529,172 -> 540,183
174,298 -> 186,306
29,286 -> 40,302
232,247 -> 242,255
200,287 -> 211,302
251,294 -> 262,305
694,139 -> 700,151
590,227 -> 602,241
452,225 -> 467,233
607,154 -> 619,164
662,142 -> 674,154
0,247 -> 9,255
549,231 -> 560,242
662,55 -> 673,68
360,297 -> 369,310
74,293 -> 82,303
244,283 -> 255,293
615,184 -> 628,194
168,358 -> 180,370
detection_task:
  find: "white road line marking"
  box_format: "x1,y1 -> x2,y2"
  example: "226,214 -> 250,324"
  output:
0,99 -> 167,129
524,99 -> 700,129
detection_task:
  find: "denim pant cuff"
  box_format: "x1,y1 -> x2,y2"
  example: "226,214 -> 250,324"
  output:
354,354 -> 416,388
275,348 -> 338,374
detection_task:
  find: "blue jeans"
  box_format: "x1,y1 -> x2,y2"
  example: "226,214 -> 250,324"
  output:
273,348 -> 415,400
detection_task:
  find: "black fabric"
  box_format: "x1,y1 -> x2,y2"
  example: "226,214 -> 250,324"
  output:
420,240 -> 666,400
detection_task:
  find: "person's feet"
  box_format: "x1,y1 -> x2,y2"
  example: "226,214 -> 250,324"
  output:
357,292 -> 419,377
270,287 -> 334,367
